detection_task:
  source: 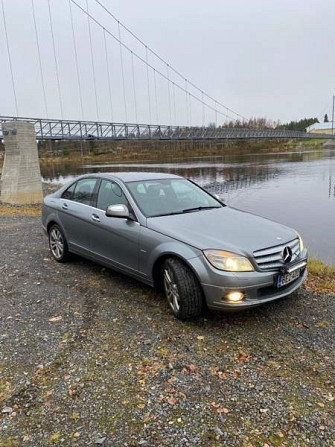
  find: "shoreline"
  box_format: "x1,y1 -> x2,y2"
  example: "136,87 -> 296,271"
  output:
0,138 -> 329,169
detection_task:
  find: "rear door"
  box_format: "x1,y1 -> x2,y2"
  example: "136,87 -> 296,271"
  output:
58,177 -> 99,254
89,179 -> 140,274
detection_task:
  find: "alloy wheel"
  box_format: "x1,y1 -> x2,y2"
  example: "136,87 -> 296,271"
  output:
164,266 -> 180,313
49,227 -> 64,260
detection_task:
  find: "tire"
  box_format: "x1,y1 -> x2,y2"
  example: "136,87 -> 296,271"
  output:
163,258 -> 203,319
48,224 -> 70,263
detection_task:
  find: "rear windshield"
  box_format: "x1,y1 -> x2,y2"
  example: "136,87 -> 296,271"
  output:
126,179 -> 222,217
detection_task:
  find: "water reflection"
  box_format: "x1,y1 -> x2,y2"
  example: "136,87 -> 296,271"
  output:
41,149 -> 335,264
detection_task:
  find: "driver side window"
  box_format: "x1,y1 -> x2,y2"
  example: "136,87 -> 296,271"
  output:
97,180 -> 129,211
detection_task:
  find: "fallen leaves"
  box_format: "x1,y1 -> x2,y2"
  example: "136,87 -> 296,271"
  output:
238,351 -> 250,363
49,432 -> 61,443
296,322 -> 309,329
315,321 -> 329,328
210,402 -> 229,414
167,397 -> 177,406
48,316 -> 62,322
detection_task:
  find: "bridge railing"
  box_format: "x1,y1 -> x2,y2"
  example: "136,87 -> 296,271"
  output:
0,116 -> 334,141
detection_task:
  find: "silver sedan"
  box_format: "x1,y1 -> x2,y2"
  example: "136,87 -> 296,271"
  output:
42,172 -> 308,319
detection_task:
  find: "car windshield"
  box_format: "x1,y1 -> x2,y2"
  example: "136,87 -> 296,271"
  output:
126,178 -> 223,217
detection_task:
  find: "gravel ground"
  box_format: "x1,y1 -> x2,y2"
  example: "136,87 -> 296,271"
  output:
0,216 -> 334,446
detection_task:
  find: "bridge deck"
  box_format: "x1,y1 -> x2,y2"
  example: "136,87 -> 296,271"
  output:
0,116 -> 333,141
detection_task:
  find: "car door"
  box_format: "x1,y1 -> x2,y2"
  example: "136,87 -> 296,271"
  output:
89,179 -> 140,274
58,177 -> 99,255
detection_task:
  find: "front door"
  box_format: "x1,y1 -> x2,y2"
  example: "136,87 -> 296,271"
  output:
89,179 -> 140,274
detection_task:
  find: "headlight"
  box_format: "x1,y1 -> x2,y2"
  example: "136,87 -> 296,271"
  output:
297,233 -> 304,252
203,250 -> 254,272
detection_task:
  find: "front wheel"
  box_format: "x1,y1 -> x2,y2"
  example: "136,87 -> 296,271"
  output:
48,224 -> 70,263
163,258 -> 203,319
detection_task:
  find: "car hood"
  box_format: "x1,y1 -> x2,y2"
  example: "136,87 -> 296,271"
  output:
146,207 -> 297,255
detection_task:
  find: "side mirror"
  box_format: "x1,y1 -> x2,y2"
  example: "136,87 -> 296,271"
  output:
106,204 -> 130,219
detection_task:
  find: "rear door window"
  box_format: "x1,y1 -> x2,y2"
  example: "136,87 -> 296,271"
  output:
61,182 -> 76,200
72,178 -> 98,205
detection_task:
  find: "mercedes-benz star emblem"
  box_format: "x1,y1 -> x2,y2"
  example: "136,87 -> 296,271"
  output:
282,246 -> 293,263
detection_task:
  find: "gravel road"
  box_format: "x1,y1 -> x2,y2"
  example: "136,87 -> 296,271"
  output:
0,216 -> 334,446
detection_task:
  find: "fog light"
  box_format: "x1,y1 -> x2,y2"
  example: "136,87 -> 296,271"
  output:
226,291 -> 245,302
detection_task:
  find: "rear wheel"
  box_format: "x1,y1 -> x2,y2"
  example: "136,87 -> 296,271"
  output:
163,258 -> 203,319
48,224 -> 70,263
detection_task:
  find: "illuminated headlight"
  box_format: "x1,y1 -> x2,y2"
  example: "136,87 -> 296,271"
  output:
203,250 -> 254,272
297,233 -> 304,252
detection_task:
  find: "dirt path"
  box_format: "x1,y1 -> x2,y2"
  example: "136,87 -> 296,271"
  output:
0,216 -> 334,446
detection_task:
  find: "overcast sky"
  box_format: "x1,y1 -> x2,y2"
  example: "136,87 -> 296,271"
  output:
0,0 -> 334,125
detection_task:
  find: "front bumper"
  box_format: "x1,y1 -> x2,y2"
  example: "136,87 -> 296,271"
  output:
188,254 -> 308,311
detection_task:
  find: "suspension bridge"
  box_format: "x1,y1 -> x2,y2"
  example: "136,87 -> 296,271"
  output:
0,0 -> 332,142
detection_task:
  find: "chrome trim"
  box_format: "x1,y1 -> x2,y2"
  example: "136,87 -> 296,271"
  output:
253,238 -> 300,271
287,261 -> 307,273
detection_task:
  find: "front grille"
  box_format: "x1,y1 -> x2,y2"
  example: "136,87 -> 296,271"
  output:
253,238 -> 300,271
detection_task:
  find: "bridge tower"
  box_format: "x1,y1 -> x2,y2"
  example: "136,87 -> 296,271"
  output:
0,121 -> 43,204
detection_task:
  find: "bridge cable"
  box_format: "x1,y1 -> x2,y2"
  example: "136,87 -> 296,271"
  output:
145,46 -> 152,124
86,0 -> 100,121
172,83 -> 177,126
103,28 -> 114,121
118,21 -> 128,122
153,69 -> 159,124
185,80 -> 190,126
91,0 -> 246,121
1,0 -> 18,116
32,0 -> 48,118
47,0 -> 63,119
166,65 -> 172,126
189,93 -> 192,127
130,51 -> 138,123
69,0 -> 84,120
69,0 -> 239,123
201,92 -> 206,127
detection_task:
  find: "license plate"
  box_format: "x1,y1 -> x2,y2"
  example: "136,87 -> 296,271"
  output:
276,269 -> 300,288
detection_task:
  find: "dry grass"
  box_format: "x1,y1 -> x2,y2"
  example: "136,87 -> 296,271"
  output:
0,203 -> 42,217
306,259 -> 335,295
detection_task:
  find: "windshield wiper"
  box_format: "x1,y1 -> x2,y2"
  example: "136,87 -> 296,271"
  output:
182,206 -> 221,214
150,211 -> 185,217
150,206 -> 221,218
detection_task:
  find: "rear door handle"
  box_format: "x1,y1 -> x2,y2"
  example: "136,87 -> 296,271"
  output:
62,203 -> 68,210
91,214 -> 100,223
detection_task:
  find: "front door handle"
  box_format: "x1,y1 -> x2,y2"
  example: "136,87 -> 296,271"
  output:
91,214 -> 100,223
62,203 -> 68,210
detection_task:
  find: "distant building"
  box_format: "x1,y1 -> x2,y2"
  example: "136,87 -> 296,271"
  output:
306,122 -> 335,134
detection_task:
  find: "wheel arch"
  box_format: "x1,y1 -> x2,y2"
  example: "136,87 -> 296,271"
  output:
152,252 -> 203,292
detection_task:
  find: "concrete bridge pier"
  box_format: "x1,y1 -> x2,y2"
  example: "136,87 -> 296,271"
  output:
0,121 -> 43,204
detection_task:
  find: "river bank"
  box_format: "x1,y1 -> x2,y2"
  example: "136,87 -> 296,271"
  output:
0,138 -> 328,170
0,211 -> 334,446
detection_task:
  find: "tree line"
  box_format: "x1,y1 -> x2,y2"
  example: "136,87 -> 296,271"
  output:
213,117 -> 320,131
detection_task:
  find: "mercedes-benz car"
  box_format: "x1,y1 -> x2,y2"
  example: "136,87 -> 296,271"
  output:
42,172 -> 308,319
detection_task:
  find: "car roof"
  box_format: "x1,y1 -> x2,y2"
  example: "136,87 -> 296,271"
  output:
87,172 -> 183,183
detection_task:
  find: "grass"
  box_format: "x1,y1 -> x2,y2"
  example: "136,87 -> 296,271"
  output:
306,259 -> 335,295
289,138 -> 328,148
0,203 -> 42,216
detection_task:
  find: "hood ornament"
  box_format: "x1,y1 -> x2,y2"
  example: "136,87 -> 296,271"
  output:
282,246 -> 293,263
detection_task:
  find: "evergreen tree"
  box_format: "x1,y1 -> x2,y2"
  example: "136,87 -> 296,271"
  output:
324,114 -> 329,123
